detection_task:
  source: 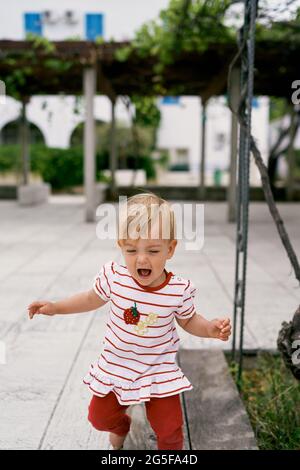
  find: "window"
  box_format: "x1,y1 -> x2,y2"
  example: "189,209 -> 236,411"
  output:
161,97 -> 180,105
170,148 -> 190,171
214,132 -> 226,151
85,14 -> 104,40
252,97 -> 259,108
176,148 -> 189,164
24,13 -> 42,36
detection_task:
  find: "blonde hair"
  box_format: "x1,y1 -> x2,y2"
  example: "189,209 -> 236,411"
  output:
118,193 -> 176,242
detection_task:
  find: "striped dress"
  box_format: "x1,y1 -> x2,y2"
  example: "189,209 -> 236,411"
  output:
83,261 -> 196,405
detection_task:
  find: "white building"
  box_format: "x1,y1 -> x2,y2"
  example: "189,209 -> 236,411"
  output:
0,0 -> 269,185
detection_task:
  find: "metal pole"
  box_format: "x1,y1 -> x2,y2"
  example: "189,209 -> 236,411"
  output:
231,0 -> 257,388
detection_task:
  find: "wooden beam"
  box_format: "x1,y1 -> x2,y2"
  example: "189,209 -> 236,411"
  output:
0,39 -> 300,98
201,62 -> 229,103
98,65 -> 117,102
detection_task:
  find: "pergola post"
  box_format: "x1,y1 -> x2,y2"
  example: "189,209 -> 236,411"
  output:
286,106 -> 297,201
109,98 -> 117,200
83,66 -> 97,222
227,67 -> 240,222
20,99 -> 30,185
199,99 -> 207,200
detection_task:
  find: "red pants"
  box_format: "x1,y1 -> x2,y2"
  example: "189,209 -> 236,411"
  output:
88,392 -> 184,450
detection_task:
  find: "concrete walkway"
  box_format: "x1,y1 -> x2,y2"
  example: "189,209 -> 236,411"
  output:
125,350 -> 257,450
0,196 -> 299,449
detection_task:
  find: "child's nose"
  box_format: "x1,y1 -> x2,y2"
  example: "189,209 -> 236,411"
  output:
137,254 -> 149,265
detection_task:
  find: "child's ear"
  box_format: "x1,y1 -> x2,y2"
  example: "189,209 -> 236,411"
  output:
167,240 -> 177,259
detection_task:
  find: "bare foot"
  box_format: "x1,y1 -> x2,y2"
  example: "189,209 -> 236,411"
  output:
109,432 -> 127,450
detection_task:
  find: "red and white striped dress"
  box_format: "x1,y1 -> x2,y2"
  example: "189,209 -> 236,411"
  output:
83,261 -> 196,405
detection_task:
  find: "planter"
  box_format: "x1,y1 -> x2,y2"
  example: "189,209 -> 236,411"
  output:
17,183 -> 51,206
96,183 -> 109,205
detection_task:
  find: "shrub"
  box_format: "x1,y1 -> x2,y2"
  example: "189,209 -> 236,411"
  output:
0,145 -> 20,173
0,144 -> 157,189
31,145 -> 83,189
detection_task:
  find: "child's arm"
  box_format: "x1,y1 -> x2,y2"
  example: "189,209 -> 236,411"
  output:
28,289 -> 106,319
176,313 -> 231,341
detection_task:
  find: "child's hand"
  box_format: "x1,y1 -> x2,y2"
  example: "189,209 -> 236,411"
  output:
27,301 -> 57,319
207,318 -> 231,341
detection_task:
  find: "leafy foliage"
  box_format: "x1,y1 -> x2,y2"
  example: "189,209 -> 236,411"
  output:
115,0 -> 235,90
269,97 -> 289,122
0,143 -> 159,188
231,353 -> 300,450
114,0 -> 300,95
2,1 -> 300,99
131,96 -> 161,129
3,35 -> 75,99
71,121 -> 157,158
256,4 -> 300,42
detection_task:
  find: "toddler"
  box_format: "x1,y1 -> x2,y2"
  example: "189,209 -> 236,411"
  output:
28,193 -> 231,451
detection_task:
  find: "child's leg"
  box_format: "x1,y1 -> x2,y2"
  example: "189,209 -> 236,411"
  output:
88,392 -> 131,438
145,394 -> 184,450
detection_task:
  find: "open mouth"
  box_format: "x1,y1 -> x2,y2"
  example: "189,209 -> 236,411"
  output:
137,268 -> 152,278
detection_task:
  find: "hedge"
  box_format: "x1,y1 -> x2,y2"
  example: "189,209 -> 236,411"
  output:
0,145 -> 156,189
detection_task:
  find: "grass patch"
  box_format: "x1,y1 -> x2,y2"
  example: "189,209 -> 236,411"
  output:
229,352 -> 300,450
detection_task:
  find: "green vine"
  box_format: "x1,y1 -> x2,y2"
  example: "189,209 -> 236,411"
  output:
2,34 -> 75,99
114,0 -> 300,94
25,32 -> 56,53
132,96 -> 161,128
1,1 -> 300,101
115,0 -> 235,93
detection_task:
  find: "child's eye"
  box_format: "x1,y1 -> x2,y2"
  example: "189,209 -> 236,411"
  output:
126,249 -> 136,253
149,250 -> 159,254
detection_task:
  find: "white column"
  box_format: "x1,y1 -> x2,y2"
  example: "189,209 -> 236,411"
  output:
286,106 -> 297,201
199,100 -> 207,200
20,100 -> 30,185
83,67 -> 96,222
110,98 -> 117,199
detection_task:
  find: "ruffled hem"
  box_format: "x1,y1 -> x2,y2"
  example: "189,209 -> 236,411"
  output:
83,364 -> 193,405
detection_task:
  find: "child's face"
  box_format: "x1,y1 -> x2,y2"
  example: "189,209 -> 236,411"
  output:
118,237 -> 177,287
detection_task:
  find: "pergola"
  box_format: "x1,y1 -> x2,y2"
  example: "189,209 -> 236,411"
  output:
0,38 -> 298,221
